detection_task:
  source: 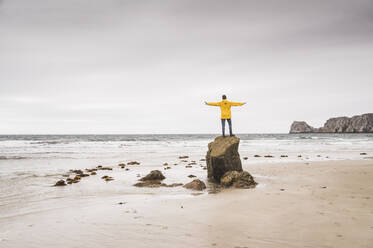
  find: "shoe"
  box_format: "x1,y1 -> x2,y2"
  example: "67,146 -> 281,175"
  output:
230,134 -> 235,137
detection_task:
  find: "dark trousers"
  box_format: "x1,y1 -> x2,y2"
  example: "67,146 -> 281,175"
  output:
221,118 -> 232,136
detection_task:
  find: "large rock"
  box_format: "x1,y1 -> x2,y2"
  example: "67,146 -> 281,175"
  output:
289,113 -> 373,133
206,136 -> 243,182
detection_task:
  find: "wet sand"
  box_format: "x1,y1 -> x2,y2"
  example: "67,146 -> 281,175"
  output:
1,160 -> 373,248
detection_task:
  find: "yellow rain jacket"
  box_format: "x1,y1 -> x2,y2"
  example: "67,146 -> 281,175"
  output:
206,99 -> 245,119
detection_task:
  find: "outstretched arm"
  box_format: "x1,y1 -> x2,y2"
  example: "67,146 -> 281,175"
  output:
205,101 -> 220,106
230,102 -> 246,106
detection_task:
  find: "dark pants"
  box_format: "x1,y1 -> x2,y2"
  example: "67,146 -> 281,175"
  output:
221,118 -> 232,136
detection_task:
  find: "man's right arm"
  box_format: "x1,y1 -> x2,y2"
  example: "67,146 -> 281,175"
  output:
205,101 -> 220,106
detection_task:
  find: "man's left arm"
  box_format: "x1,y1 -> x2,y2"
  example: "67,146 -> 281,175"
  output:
230,102 -> 246,106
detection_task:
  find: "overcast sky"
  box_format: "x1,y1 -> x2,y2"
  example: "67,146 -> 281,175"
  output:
0,0 -> 372,134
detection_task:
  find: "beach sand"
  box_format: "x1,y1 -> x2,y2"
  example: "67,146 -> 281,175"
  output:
1,160 -> 372,248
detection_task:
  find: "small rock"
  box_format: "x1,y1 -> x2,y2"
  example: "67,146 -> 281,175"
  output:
73,175 -> 81,181
183,179 -> 206,191
127,161 -> 140,165
125,168 -> 130,171
264,155 -> 274,158
134,180 -> 182,188
280,155 -> 288,158
54,180 -> 66,186
163,162 -> 168,166
70,169 -> 83,174
188,174 -> 196,178
243,157 -> 248,160
140,170 -> 165,181
200,158 -> 206,161
179,156 -> 189,159
185,165 -> 192,168
298,155 -> 302,157
102,175 -> 114,181
134,180 -> 162,187
254,155 -> 261,157
360,152 -> 367,155
181,160 -> 188,162
161,183 -> 183,187
280,188 -> 285,191
90,172 -> 97,175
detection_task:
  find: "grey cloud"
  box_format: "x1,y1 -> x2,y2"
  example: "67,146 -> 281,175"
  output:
0,0 -> 372,133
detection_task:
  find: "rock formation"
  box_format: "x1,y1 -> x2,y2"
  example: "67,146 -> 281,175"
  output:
206,136 -> 243,182
205,136 -> 257,189
290,113 -> 373,133
220,171 -> 257,189
289,121 -> 315,133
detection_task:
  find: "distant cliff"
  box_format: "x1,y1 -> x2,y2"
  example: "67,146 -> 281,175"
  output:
289,113 -> 373,133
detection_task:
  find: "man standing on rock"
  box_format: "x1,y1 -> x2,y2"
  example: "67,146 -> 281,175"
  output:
205,95 -> 246,137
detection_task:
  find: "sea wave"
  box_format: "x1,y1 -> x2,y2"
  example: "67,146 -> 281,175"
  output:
30,141 -> 69,145
0,156 -> 28,160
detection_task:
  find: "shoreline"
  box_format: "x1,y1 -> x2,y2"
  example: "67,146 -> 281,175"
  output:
1,159 -> 372,247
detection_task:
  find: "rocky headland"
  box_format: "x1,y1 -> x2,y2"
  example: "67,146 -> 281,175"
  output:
290,113 -> 373,133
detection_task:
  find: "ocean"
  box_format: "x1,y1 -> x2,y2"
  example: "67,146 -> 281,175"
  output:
1,133 -> 372,162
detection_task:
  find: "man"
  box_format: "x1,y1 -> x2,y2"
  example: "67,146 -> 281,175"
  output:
205,95 -> 246,137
